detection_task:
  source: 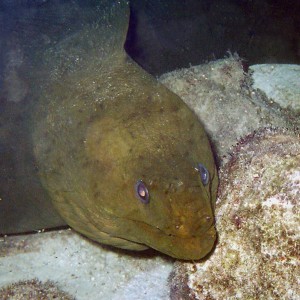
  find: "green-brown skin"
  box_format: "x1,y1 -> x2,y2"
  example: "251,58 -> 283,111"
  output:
33,1 -> 218,260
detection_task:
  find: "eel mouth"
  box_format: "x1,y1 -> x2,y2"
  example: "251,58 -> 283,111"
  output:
115,220 -> 217,260
146,224 -> 216,260
85,208 -> 217,260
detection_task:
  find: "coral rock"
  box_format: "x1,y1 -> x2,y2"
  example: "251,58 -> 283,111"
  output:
170,128 -> 300,300
0,279 -> 74,300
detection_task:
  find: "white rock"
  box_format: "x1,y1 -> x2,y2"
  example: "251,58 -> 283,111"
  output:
250,64 -> 300,111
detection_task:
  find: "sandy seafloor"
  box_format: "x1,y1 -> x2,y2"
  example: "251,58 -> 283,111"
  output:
0,60 -> 299,299
0,229 -> 173,299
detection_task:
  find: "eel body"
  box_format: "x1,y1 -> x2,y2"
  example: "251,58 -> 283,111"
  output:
33,0 -> 218,260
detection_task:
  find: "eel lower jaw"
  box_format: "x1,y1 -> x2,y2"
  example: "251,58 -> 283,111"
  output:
156,225 -> 217,260
125,222 -> 217,260
91,215 -> 217,260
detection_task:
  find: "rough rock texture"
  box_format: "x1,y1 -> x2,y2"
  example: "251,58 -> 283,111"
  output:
250,64 -> 300,112
0,279 -> 74,300
160,55 -> 298,162
170,128 -> 300,300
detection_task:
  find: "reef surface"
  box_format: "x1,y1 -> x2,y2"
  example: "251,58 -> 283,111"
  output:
160,56 -> 299,162
170,128 -> 299,299
163,58 -> 300,299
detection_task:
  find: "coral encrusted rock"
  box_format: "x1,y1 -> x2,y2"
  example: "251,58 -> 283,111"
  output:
170,128 -> 300,300
0,279 -> 74,300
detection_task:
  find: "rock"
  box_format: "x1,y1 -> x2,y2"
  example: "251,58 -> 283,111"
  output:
160,55 -> 297,163
250,64 -> 300,112
0,279 -> 74,300
170,128 -> 300,300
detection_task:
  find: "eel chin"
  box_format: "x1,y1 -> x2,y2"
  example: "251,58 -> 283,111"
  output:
104,219 -> 217,260
138,224 -> 216,260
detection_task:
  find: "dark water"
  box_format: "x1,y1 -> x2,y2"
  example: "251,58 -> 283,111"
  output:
0,0 -> 299,234
126,0 -> 300,74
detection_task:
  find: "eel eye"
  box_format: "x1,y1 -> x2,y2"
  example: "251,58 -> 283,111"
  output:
196,163 -> 210,186
135,180 -> 150,204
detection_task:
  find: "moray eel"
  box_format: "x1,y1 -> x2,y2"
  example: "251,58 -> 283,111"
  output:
33,0 -> 218,260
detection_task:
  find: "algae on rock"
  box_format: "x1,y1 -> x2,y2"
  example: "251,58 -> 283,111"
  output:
170,128 -> 300,300
160,55 -> 298,163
